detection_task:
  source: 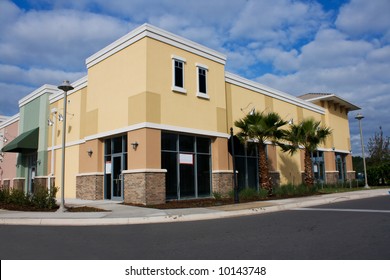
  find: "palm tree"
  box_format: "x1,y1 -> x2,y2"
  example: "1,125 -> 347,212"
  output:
279,118 -> 332,186
234,111 -> 287,192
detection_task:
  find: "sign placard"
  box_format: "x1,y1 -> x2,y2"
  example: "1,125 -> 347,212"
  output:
179,153 -> 193,165
105,161 -> 112,174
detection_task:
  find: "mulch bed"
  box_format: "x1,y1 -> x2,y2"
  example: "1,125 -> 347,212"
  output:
66,206 -> 111,212
0,203 -> 109,212
124,198 -> 251,209
0,202 -> 59,212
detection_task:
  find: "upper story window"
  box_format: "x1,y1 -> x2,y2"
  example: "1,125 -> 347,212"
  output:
196,63 -> 209,99
171,55 -> 187,94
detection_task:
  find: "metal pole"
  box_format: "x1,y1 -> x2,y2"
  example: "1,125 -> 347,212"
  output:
59,90 -> 68,211
357,117 -> 369,188
230,127 -> 239,203
57,80 -> 73,212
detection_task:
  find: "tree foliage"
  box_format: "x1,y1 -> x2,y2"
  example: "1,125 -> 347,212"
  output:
234,111 -> 287,191
367,126 -> 390,166
279,118 -> 332,186
366,126 -> 390,185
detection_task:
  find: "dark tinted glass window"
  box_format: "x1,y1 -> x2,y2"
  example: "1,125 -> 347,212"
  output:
180,164 -> 195,197
174,60 -> 183,88
198,68 -> 206,93
162,133 -> 177,151
112,137 -> 122,154
196,137 -> 210,154
197,154 -> 211,196
179,135 -> 194,152
162,152 -> 178,199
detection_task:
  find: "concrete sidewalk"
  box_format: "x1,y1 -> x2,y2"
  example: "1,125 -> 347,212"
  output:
0,188 -> 389,226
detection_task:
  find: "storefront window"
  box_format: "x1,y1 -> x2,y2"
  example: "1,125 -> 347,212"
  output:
161,132 -> 211,200
311,150 -> 325,183
234,141 -> 259,190
335,153 -> 346,181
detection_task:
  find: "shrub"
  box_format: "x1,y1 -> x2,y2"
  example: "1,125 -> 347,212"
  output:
212,191 -> 223,200
0,187 -> 58,210
31,187 -> 58,210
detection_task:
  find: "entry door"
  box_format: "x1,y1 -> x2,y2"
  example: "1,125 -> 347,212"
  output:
26,153 -> 37,193
111,155 -> 123,200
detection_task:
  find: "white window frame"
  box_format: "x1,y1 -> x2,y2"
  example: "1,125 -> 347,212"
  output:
196,63 -> 209,99
171,55 -> 187,94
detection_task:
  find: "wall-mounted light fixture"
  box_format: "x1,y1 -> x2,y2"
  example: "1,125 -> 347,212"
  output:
241,102 -> 255,115
288,118 -> 294,125
48,119 -> 54,126
332,147 -> 335,151
3,137 -> 8,143
87,149 -> 93,157
58,114 -> 64,122
131,142 -> 139,150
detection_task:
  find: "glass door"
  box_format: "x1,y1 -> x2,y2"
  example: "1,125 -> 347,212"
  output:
111,155 -> 123,200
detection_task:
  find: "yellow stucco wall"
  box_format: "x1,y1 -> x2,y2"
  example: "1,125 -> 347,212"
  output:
53,145 -> 79,199
146,38 -> 227,132
86,38 -> 147,134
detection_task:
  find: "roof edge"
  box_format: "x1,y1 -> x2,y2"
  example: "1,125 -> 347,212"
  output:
225,72 -> 325,115
85,23 -> 227,69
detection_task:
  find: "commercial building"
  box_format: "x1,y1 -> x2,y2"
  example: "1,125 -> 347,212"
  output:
1,24 -> 359,204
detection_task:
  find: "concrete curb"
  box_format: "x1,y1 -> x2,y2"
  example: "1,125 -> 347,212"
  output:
0,189 -> 389,226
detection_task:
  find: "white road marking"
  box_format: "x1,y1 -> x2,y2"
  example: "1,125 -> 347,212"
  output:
294,208 -> 390,213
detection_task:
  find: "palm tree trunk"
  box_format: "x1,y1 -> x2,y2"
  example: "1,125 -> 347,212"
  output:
304,149 -> 314,186
258,143 -> 271,191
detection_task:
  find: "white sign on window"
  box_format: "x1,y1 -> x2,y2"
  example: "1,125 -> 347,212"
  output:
179,153 -> 193,165
105,161 -> 112,174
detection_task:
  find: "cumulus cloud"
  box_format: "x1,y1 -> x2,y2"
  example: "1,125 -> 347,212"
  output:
229,0 -> 328,47
336,0 -> 390,38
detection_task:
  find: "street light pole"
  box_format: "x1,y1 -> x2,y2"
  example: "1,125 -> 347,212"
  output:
355,113 -> 369,188
57,80 -> 74,212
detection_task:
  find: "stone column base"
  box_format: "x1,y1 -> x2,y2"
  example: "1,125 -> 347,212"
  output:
1,179 -> 11,190
123,169 -> 166,205
346,171 -> 356,181
212,171 -> 233,197
13,178 -> 25,191
76,173 -> 104,200
325,171 -> 339,184
33,176 -> 55,193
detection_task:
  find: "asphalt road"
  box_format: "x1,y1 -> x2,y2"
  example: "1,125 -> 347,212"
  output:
1,196 -> 389,260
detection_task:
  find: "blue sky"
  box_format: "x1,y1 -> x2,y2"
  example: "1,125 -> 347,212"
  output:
1,0 -> 389,156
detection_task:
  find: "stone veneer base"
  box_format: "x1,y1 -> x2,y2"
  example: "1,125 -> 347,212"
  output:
212,171 -> 234,198
13,178 -> 25,191
76,173 -> 104,200
123,170 -> 166,205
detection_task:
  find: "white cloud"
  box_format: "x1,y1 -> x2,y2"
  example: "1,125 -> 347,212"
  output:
336,0 -> 390,38
0,64 -> 85,87
229,0 -> 328,46
0,5 -> 131,71
0,82 -> 34,116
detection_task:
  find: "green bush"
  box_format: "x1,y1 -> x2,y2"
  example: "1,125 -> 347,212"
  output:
367,163 -> 390,186
212,191 -> 223,200
0,187 -> 58,210
31,187 -> 58,209
228,187 -> 269,201
273,183 -> 317,198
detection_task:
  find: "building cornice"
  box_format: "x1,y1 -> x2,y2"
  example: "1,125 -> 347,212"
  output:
0,114 -> 19,129
225,72 -> 325,115
19,85 -> 60,108
49,76 -> 88,104
85,23 -> 227,69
